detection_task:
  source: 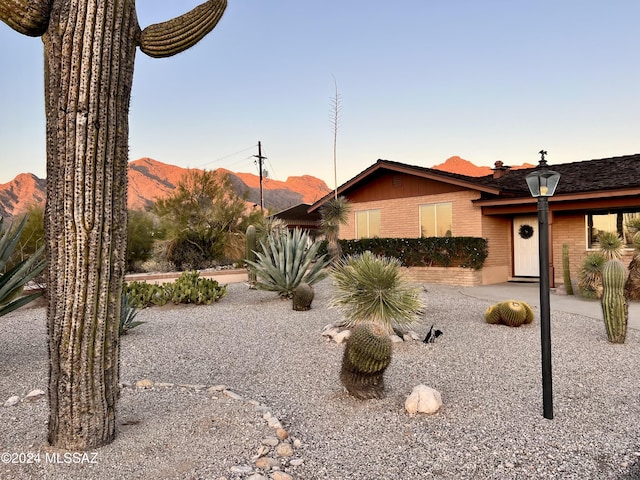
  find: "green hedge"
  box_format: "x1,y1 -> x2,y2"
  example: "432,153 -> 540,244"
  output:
318,237 -> 488,270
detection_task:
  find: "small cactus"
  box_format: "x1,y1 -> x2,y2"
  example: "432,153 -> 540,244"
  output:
484,300 -> 535,327
340,323 -> 392,400
601,259 -> 628,343
292,282 -> 315,311
246,225 -> 257,289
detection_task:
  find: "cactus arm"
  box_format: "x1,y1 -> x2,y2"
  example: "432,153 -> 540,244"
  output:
139,0 -> 226,58
0,0 -> 52,36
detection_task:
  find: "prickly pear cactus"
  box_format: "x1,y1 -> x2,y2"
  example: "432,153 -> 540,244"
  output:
292,282 -> 315,311
340,322 -> 392,400
601,259 -> 628,343
484,300 -> 534,327
246,225 -> 257,289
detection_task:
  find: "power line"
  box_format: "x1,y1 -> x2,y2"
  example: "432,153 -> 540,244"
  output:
194,144 -> 257,169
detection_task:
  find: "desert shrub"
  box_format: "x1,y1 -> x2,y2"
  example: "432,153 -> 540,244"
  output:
246,228 -> 330,298
124,271 -> 226,308
126,210 -> 161,272
330,251 -> 424,334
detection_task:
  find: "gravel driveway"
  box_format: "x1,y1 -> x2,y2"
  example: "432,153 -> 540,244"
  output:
1,279 -> 639,479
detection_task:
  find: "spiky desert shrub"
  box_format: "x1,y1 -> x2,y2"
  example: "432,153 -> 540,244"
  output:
0,216 -> 46,317
246,228 -> 331,298
578,252 -> 606,299
597,231 -> 624,260
330,251 -> 423,334
119,291 -> 144,335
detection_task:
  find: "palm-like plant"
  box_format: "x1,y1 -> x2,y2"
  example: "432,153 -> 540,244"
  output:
578,252 -> 606,299
246,228 -> 331,298
0,216 -> 46,317
625,231 -> 640,300
597,231 -> 624,260
320,196 -> 352,263
330,251 -> 424,334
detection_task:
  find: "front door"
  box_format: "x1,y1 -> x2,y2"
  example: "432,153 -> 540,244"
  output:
513,216 -> 539,277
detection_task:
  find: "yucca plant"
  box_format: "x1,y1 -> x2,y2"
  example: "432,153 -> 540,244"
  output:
330,251 -> 424,334
624,231 -> 640,300
597,231 -> 624,260
578,251 -> 606,299
320,196 -> 352,263
0,216 -> 46,317
246,228 -> 331,298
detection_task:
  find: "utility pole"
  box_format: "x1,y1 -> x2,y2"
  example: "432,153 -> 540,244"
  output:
253,141 -> 266,211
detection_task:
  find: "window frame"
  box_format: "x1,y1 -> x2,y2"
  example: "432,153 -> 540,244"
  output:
355,209 -> 381,239
419,202 -> 453,238
586,209 -> 640,249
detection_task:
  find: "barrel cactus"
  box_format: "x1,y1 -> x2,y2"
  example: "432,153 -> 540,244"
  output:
601,259 -> 628,343
340,322 -> 392,400
484,300 -> 534,327
292,282 -> 315,311
245,224 -> 257,289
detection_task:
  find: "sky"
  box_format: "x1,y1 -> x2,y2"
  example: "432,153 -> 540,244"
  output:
0,1 -> 638,189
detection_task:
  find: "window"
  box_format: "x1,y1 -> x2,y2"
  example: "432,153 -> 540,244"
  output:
420,202 -> 452,237
355,210 -> 380,239
587,210 -> 640,248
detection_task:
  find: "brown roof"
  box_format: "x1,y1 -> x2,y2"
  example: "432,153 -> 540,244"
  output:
310,153 -> 640,211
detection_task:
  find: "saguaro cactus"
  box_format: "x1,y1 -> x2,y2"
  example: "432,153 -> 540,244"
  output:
1,0 -> 227,450
601,259 -> 628,343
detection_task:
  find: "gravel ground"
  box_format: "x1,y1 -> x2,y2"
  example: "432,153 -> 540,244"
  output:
1,279 -> 639,480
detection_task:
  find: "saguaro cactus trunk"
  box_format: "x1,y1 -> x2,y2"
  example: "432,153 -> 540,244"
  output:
1,0 -> 227,450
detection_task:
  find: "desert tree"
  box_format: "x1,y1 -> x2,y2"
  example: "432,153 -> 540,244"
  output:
0,0 -> 227,450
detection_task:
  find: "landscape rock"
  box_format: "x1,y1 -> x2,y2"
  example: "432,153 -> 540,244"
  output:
276,442 -> 294,457
333,330 -> 351,344
405,384 -> 443,415
254,456 -> 280,469
23,389 -> 46,402
3,395 -> 20,407
135,379 -> 154,388
271,472 -> 294,480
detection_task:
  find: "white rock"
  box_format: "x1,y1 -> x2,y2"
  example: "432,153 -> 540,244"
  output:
390,334 -> 404,343
230,465 -> 253,474
23,389 -> 46,402
333,330 -> 351,344
223,389 -> 243,400
267,417 -> 282,429
322,327 -> 339,338
289,458 -> 304,466
4,395 -> 20,407
405,384 -> 442,415
408,330 -> 422,341
261,437 -> 279,447
207,385 -> 227,393
247,474 -> 269,480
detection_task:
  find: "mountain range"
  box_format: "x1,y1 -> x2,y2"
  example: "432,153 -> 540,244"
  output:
0,156 -> 534,218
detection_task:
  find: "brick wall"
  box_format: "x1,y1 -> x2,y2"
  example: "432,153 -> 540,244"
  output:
404,267 -> 483,286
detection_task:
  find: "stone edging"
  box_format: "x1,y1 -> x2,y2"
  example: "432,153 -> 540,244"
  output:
3,381 -> 303,480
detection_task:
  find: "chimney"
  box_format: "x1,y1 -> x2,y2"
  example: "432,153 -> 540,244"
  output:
492,160 -> 511,179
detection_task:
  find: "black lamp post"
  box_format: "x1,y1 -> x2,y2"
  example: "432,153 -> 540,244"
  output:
526,150 -> 560,420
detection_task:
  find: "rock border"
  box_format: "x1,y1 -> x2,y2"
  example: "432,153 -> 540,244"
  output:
3,381 -> 303,480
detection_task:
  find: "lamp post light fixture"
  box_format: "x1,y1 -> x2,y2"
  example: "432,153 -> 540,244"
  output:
526,150 -> 560,420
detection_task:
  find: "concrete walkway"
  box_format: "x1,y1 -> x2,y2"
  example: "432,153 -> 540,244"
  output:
460,282 -> 639,330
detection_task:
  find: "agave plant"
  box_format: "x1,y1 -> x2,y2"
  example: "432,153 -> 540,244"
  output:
330,251 -> 424,334
119,291 -> 144,335
246,228 -> 331,298
0,216 -> 47,317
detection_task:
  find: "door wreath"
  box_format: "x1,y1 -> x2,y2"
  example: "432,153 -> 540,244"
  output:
518,224 -> 534,239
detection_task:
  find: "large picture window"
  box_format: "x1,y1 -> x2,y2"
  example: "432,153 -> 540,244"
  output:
587,210 -> 640,248
355,210 -> 381,239
420,202 -> 453,237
